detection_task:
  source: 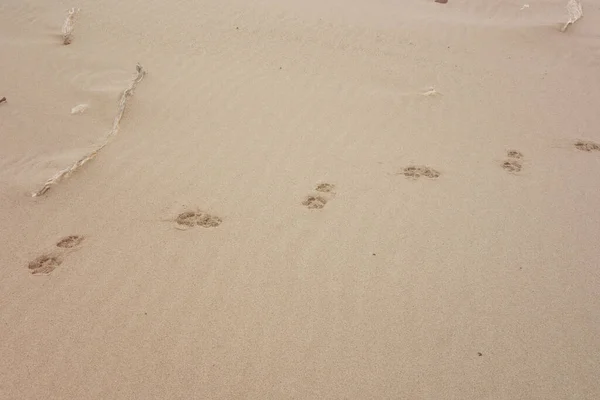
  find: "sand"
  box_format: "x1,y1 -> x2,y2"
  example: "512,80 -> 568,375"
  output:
1,0 -> 600,398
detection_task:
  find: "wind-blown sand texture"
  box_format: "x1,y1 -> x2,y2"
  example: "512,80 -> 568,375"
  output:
1,0 -> 600,399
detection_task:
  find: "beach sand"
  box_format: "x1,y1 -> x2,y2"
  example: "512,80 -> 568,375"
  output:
1,0 -> 600,398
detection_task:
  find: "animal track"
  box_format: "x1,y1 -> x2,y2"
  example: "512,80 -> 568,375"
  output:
27,234 -> 85,275
400,165 -> 440,179
501,150 -> 524,173
502,160 -> 522,173
506,150 -> 523,159
575,140 -> 600,152
28,254 -> 62,276
56,235 -> 84,249
302,195 -> 328,209
175,210 -> 222,228
302,183 -> 336,210
315,183 -> 335,193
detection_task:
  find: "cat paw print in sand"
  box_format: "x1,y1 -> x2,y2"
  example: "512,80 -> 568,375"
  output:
501,150 -> 524,173
302,183 -> 336,209
56,235 -> 85,249
28,254 -> 63,275
574,140 -> 600,152
302,195 -> 329,209
27,235 -> 85,275
399,165 -> 441,180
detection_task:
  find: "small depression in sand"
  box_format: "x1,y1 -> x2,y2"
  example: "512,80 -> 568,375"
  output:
400,165 -> 441,180
176,211 -> 222,228
28,254 -> 62,275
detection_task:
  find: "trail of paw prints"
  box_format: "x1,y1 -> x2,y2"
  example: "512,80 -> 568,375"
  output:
27,235 -> 85,276
574,140 -> 600,152
501,150 -> 523,173
302,183 -> 336,210
174,210 -> 222,230
398,165 -> 440,180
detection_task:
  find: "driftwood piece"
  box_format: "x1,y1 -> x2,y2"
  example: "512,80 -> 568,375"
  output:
32,64 -> 147,197
62,8 -> 79,45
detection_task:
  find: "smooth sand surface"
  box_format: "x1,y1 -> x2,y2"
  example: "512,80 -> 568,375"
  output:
1,0 -> 600,398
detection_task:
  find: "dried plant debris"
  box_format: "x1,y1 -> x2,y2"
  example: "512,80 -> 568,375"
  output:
422,88 -> 442,96
561,0 -> 583,32
62,8 -> 79,45
32,64 -> 146,197
71,104 -> 89,115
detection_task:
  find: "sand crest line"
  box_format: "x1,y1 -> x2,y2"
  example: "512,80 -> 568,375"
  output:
32,64 -> 147,197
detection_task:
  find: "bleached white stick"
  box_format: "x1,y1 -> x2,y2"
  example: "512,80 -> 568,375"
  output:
32,64 -> 147,197
62,8 -> 79,45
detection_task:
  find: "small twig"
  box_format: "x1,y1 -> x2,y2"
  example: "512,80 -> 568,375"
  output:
422,88 -> 442,97
32,64 -> 147,197
0,97 -> 6,104
62,8 -> 79,45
